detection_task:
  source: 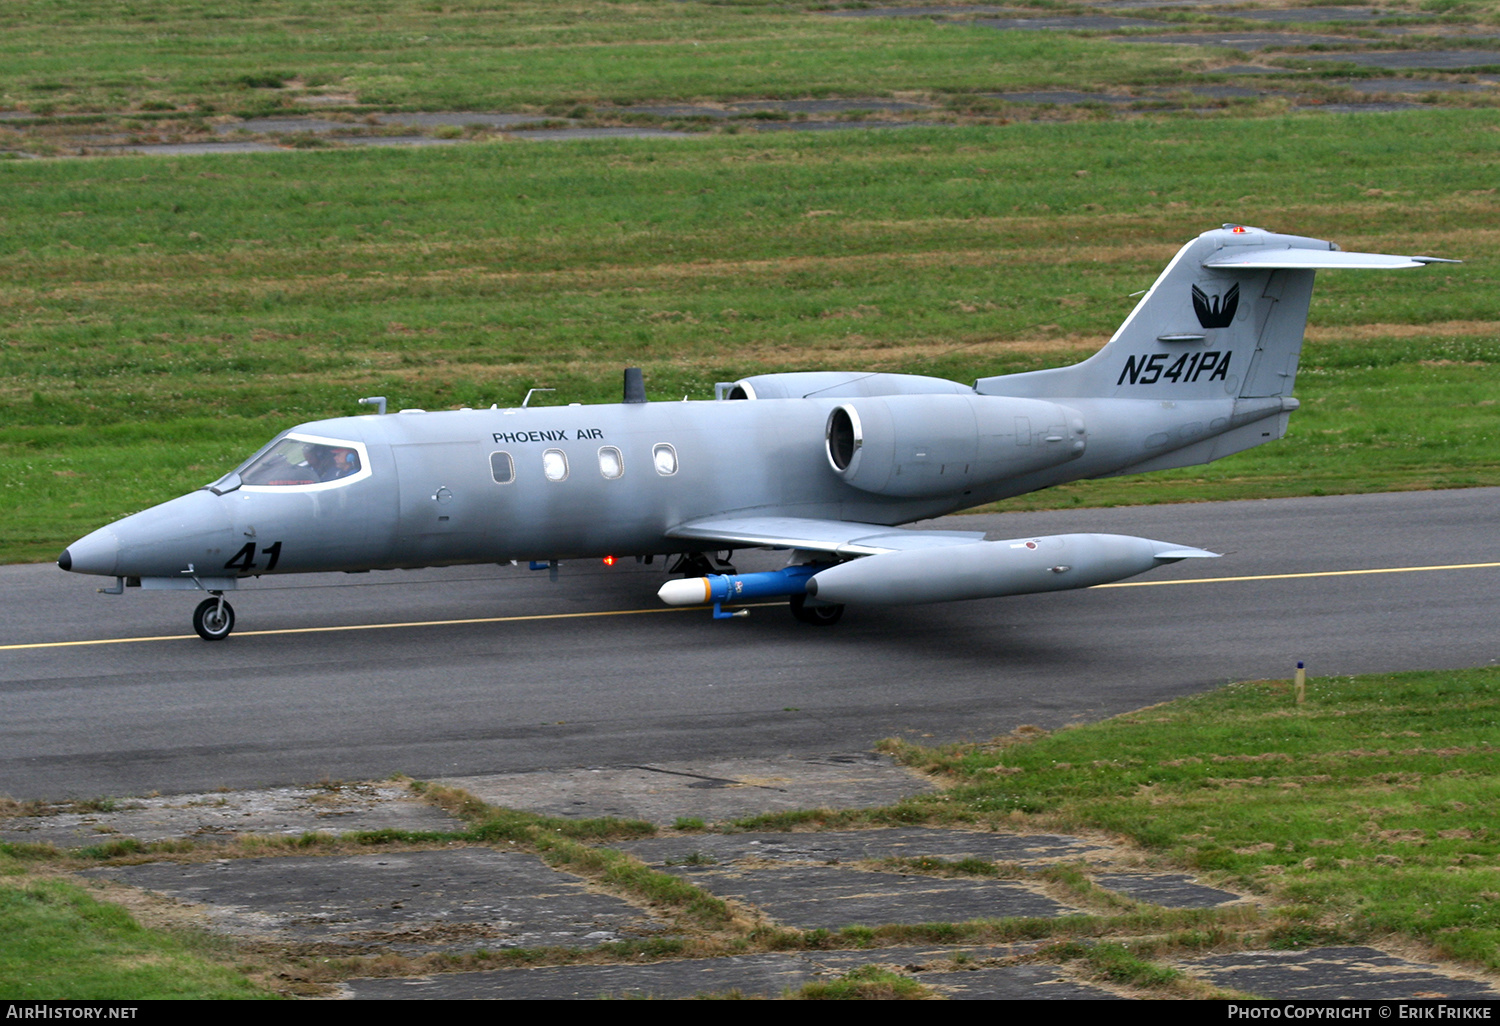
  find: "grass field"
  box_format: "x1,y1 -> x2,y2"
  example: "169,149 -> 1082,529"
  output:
0,1 -> 1227,117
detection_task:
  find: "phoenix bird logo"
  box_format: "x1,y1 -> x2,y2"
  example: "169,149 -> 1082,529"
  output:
1192,283 -> 1239,329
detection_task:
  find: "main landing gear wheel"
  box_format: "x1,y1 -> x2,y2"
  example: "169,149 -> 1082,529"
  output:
789,593 -> 844,626
193,596 -> 235,641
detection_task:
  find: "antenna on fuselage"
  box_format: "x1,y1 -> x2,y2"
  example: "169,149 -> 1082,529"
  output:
623,367 -> 648,404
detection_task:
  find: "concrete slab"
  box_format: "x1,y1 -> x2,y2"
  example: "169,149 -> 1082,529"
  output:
84,848 -> 669,952
730,99 -> 935,114
1298,49 -> 1500,69
1337,76 -> 1500,93
91,142 -> 283,155
620,829 -> 1248,913
1205,64 -> 1301,74
438,753 -> 934,826
1296,101 -> 1421,112
972,16 -> 1170,31
748,120 -> 927,133
1119,32 -> 1374,49
616,827 -> 1105,865
1100,0 -> 1288,6
921,961 -> 1125,999
342,944 -> 1121,999
1183,947 -> 1500,1000
821,5 -> 1013,17
1228,8 -> 1389,24
376,113 -> 561,129
1094,872 -> 1246,908
0,782 -> 459,849
665,863 -> 1074,928
514,127 -> 696,141
347,952 -> 823,999
332,135 -> 463,148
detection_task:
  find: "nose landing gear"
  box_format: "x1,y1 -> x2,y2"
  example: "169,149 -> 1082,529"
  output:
193,594 -> 235,641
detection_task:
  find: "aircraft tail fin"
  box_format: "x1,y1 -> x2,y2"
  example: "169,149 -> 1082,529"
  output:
976,225 -> 1451,401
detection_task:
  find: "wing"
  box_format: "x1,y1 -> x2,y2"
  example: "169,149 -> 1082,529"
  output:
665,516 -> 987,557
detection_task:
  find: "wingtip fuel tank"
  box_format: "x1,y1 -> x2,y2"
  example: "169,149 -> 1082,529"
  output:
656,535 -> 1216,611
800,533 -> 1216,607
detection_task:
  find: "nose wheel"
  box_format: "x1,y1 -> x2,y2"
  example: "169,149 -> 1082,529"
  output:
192,595 -> 235,641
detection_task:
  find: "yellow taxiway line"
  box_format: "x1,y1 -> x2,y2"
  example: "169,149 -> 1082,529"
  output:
4,561 -> 1497,652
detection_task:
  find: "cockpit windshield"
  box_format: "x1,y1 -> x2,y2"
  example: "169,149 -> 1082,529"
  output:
240,436 -> 366,488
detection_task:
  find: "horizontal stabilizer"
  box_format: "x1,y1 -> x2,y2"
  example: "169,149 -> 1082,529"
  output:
1202,249 -> 1459,271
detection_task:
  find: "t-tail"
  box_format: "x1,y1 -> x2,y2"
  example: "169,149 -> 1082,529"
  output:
975,224 -> 1455,473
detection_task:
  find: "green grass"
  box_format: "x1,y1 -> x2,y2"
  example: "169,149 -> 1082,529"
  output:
2,111 -> 1497,561
0,1 -> 1205,116
0,876 -> 277,999
886,666 -> 1500,969
793,962 -> 932,999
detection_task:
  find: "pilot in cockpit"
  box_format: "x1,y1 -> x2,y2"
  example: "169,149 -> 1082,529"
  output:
307,444 -> 360,482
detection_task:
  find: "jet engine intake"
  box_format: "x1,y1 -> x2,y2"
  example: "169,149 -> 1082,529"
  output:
824,394 -> 1086,498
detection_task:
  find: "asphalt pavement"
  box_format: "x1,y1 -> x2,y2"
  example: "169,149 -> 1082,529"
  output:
2,488 -> 1496,801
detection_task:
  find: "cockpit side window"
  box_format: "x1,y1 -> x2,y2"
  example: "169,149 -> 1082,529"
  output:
240,436 -> 368,490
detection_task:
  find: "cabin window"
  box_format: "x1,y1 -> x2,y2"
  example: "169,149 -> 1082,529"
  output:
652,443 -> 678,477
598,446 -> 623,480
240,436 -> 367,489
490,451 -> 514,485
542,448 -> 569,482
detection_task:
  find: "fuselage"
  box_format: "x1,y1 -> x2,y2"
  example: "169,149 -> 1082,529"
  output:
58,386 -> 1287,582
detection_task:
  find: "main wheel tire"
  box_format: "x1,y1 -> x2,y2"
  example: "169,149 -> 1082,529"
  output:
193,597 -> 235,641
789,593 -> 844,626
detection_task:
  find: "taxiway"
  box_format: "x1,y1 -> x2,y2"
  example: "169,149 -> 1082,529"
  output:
2,488 -> 1495,800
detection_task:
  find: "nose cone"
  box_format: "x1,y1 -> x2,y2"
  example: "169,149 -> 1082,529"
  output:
58,525 -> 121,576
60,490 -> 235,579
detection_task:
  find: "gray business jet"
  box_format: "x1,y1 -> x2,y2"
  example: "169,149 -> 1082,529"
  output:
58,225 -> 1454,639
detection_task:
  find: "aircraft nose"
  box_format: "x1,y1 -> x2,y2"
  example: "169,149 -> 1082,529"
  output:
60,489 -> 236,579
58,526 -> 120,576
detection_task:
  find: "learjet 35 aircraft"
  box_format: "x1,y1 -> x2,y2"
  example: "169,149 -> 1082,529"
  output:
59,225 -> 1454,639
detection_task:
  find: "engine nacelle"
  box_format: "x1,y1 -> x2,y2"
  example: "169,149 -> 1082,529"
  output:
824,394 -> 1087,499
722,371 -> 973,401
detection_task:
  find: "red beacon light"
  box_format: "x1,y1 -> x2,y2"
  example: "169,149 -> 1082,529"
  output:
602,555 -> 617,567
